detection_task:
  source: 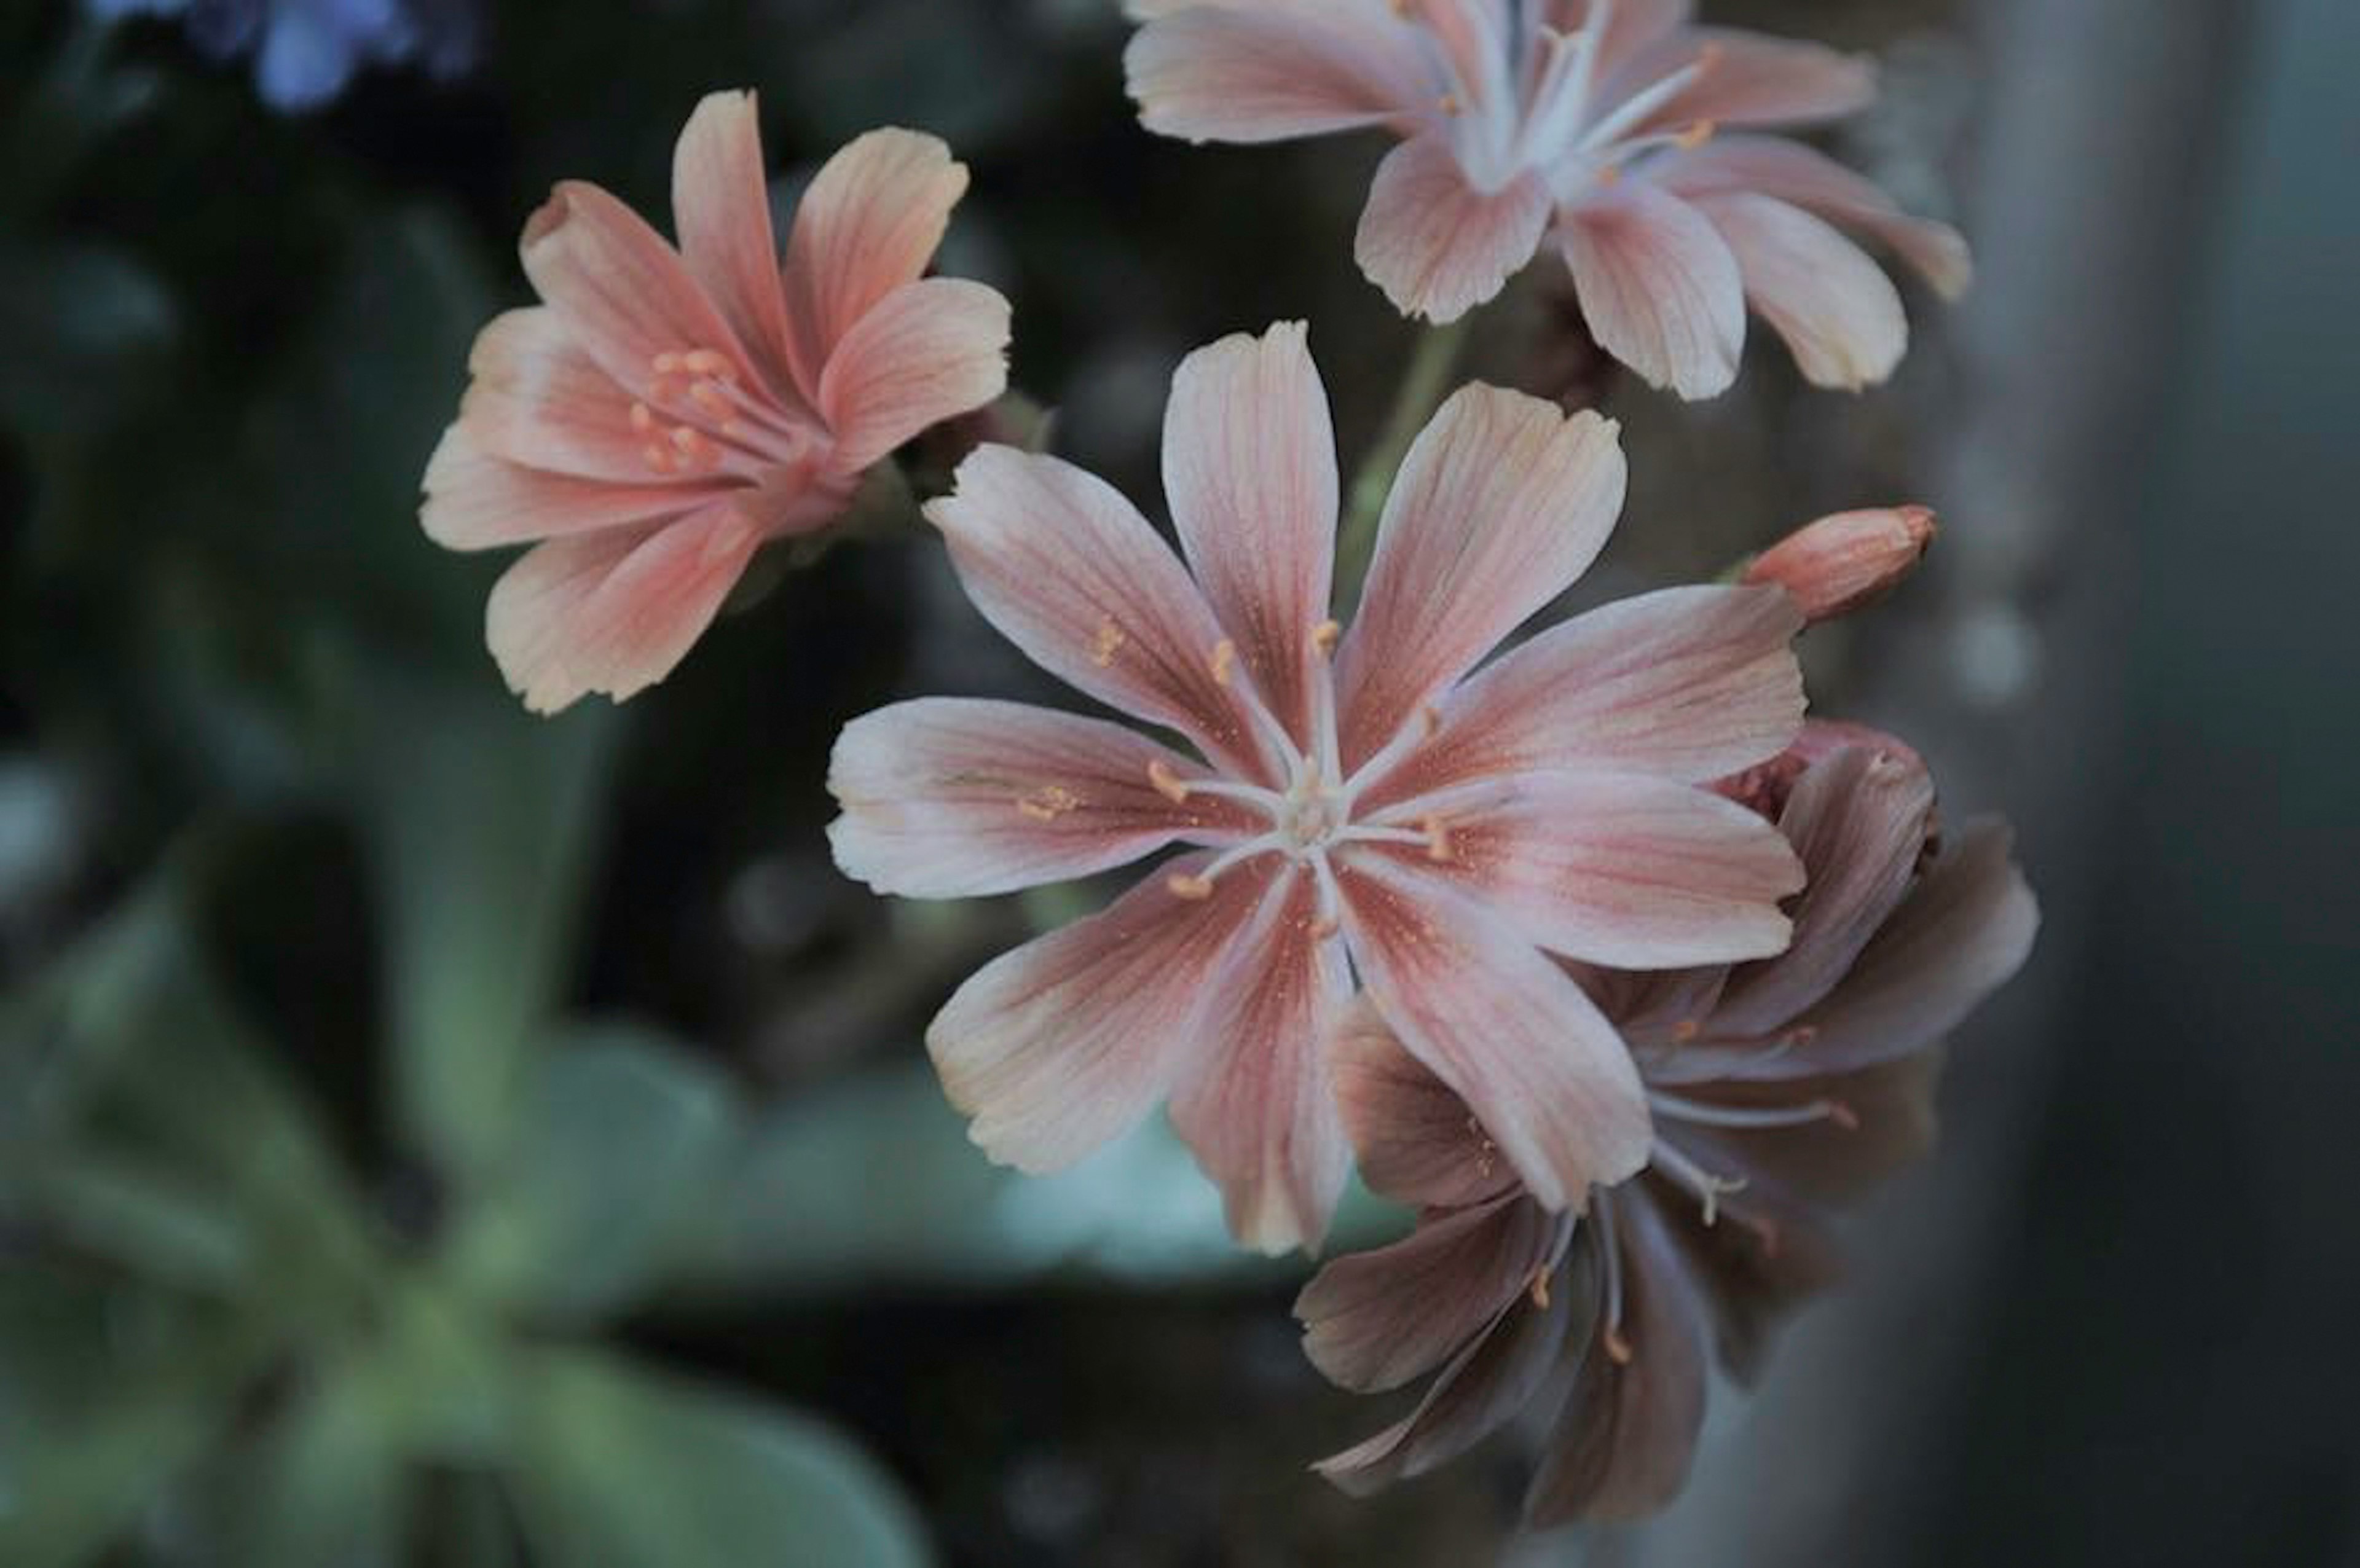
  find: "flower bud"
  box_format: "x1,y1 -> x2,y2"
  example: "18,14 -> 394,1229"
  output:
1744,506 -> 1937,624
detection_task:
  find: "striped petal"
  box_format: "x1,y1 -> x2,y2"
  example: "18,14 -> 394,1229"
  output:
1125,1 -> 1433,144
1353,134 -> 1554,324
1560,179 -> 1747,399
782,128 -> 969,399
826,697 -> 1258,900
1699,192 -> 1908,391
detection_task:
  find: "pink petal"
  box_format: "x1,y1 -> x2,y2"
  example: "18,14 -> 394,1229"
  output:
1783,820 -> 2038,1076
1559,179 -> 1747,399
421,424 -> 711,551
1337,856 -> 1651,1210
825,697 -> 1259,900
925,852 -> 1281,1173
781,128 -> 969,400
1555,0 -> 1696,77
1658,133 -> 1972,299
1711,745 -> 1935,1038
670,90 -> 799,399
1297,1195 -> 1559,1392
519,179 -> 758,402
483,501 -> 761,714
1613,28 -> 1876,132
1316,1259 -> 1576,1495
1160,322 -> 1338,745
1353,135 -> 1554,324
1697,192 -> 1907,390
1525,1196 -> 1710,1524
925,445 -> 1272,780
1169,866 -> 1355,1253
1331,998 -> 1520,1210
1401,770 -> 1804,968
1337,386 -> 1626,769
1358,585 -> 1803,812
817,276 -> 1010,474
453,307 -> 656,484
1125,2 -> 1431,144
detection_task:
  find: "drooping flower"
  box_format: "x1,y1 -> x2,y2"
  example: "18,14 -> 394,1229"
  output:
1125,0 -> 1971,397
1296,730 -> 2038,1521
422,93 -> 1012,713
827,321 -> 1809,1253
87,0 -> 479,111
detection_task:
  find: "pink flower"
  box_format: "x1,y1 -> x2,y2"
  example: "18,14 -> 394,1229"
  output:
1126,0 -> 1970,396
827,323 -> 1809,1252
1743,504 -> 1938,625
1296,729 -> 2038,1521
423,92 -> 1011,713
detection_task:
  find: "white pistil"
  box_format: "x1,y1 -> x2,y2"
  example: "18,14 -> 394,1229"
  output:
1575,50 -> 1713,157
1651,1139 -> 1747,1228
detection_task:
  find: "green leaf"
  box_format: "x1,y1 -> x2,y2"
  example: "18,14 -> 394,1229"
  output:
510,1349 -> 932,1568
436,1025 -> 741,1324
219,1362 -> 407,1568
347,674 -> 616,1190
0,239 -> 175,444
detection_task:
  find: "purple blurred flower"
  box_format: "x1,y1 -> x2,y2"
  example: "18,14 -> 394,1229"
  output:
87,0 -> 479,111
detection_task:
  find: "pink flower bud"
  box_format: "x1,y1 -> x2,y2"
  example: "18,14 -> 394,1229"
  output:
1744,506 -> 1937,624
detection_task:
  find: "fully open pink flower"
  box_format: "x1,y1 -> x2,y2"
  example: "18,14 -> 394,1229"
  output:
422,92 -> 1011,712
1126,0 -> 1970,396
1297,730 -> 2038,1521
828,323 -> 1808,1252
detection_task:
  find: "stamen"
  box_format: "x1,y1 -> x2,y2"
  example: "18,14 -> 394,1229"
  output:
629,402 -> 656,433
1576,49 -> 1712,156
1420,813 -> 1455,862
643,442 -> 678,475
1671,1018 -> 1702,1043
652,351 -> 686,376
1310,619 -> 1342,657
1529,1267 -> 1554,1311
1146,759 -> 1192,804
1439,93 -> 1463,116
1648,1089 -> 1858,1133
1091,617 -> 1127,667
681,348 -> 733,379
1209,638 -> 1238,686
1168,872 -> 1215,901
1674,117 -> 1717,149
1017,785 -> 1080,823
1592,1196 -> 1632,1363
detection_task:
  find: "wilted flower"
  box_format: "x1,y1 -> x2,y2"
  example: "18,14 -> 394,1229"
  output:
423,92 -> 1011,713
87,0 -> 479,111
1296,731 -> 2037,1521
1126,0 -> 1971,396
828,322 -> 1809,1252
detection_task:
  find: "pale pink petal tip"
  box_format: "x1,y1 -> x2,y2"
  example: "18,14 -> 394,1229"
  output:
1355,137 -> 1554,324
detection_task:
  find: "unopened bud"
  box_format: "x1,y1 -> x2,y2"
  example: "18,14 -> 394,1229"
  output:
1744,506 -> 1937,624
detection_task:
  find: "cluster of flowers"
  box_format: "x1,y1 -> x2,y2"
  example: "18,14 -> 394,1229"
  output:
422,0 -> 2034,1527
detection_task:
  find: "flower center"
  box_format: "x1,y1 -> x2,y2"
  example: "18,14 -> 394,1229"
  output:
1276,775 -> 1347,853
629,343 -> 814,480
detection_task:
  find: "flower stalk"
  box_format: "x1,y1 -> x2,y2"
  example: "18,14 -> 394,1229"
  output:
1334,318 -> 1471,614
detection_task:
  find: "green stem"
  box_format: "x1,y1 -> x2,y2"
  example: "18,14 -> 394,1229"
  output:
1334,318 -> 1472,612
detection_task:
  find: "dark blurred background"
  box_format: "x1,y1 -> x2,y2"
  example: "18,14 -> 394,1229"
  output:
1,0 -> 2354,1564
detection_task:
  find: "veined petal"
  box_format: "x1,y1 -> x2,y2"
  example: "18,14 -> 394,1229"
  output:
422,425 -> 712,551
1658,1171 -> 1843,1385
483,501 -> 760,714
1782,820 -> 2038,1076
926,852 -> 1280,1173
1667,1053 -> 1943,1205
1657,133 -> 1972,299
1125,2 -> 1433,144
1699,192 -> 1907,390
671,90 -> 798,396
1712,745 -> 1934,1037
1171,868 -> 1355,1253
1297,1195 -> 1559,1392
520,179 -> 758,402
1161,323 -> 1339,743
826,698 -> 1258,900
1337,386 -> 1626,769
1525,1196 -> 1710,1525
817,276 -> 1011,474
1331,998 -> 1520,1209
1337,857 -> 1651,1210
1559,180 -> 1747,399
926,445 -> 1270,778
782,128 -> 969,399
1354,135 -> 1554,324
1316,1249 -> 1581,1495
1552,0 -> 1696,79
454,307 -> 655,483
1613,28 -> 1876,132
1359,585 -> 1803,812
1399,771 -> 1804,968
